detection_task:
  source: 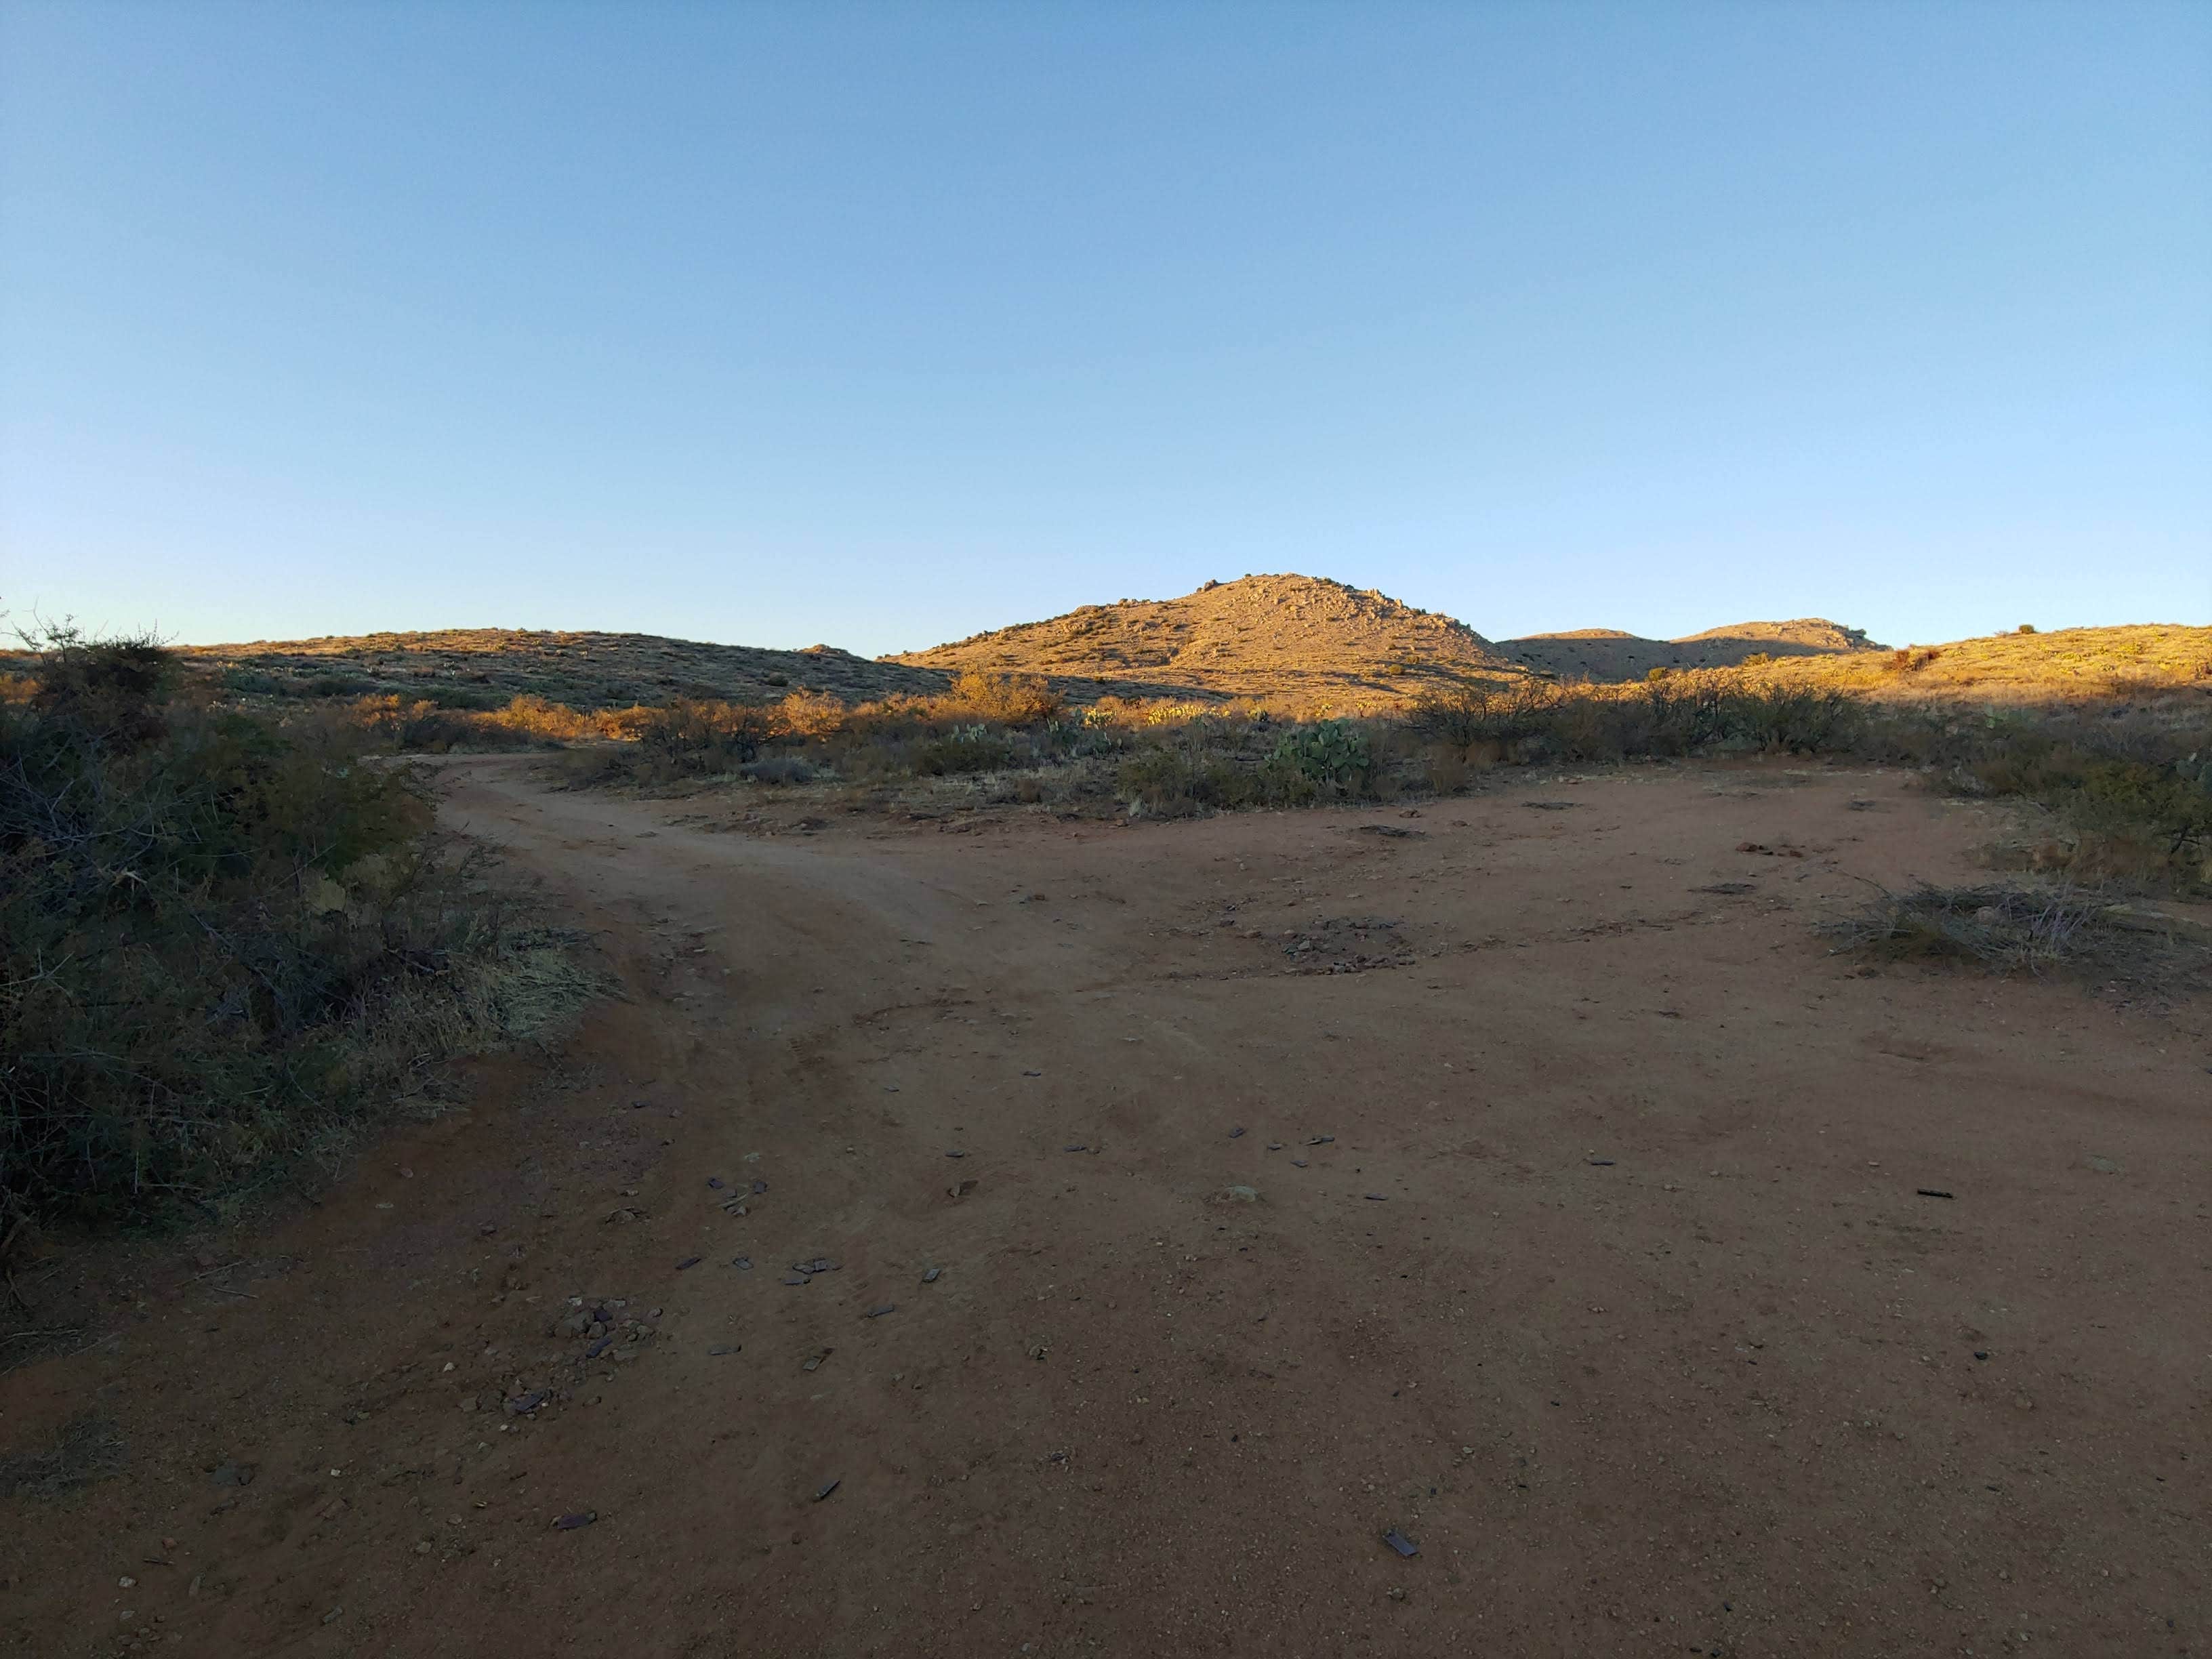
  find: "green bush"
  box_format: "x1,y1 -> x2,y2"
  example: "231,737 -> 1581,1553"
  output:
0,630 -> 582,1229
914,724 -> 1015,775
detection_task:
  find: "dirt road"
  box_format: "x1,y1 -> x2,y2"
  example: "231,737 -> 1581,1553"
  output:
4,757 -> 2207,1656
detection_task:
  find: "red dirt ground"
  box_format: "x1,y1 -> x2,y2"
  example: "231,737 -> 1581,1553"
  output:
3,756 -> 2206,1657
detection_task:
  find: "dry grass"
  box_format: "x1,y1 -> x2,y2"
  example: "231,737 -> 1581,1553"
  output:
1763,623 -> 2212,705
1821,883 -> 2212,988
0,1412 -> 124,1498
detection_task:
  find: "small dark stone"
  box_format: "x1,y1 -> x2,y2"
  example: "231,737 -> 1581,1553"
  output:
1229,1127 -> 1246,1139
585,1336 -> 611,1359
1586,1158 -> 1615,1167
707,1177 -> 725,1190
553,1511 -> 596,1530
751,1179 -> 769,1195
1384,1528 -> 1418,1557
781,1273 -> 808,1286
945,1149 -> 967,1159
1363,1193 -> 1388,1202
813,1479 -> 840,1502
1307,1135 -> 1334,1145
732,1256 -> 753,1271
1063,1143 -> 1088,1153
922,1267 -> 942,1284
676,1256 -> 702,1270
1917,1189 -> 1954,1200
865,1304 -> 896,1319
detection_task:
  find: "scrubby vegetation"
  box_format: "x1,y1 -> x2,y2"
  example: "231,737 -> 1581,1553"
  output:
1820,882 -> 2209,986
255,653 -> 2208,898
0,630 -> 590,1231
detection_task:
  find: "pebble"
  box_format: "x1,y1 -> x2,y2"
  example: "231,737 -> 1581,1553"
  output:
675,1256 -> 702,1271
1307,1135 -> 1335,1146
922,1267 -> 942,1284
1229,1127 -> 1246,1139
733,1256 -> 753,1271
865,1304 -> 897,1319
1383,1529 -> 1418,1558
1290,1160 -> 1309,1169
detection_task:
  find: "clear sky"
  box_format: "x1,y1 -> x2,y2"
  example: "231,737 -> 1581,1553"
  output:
2,3 -> 2206,655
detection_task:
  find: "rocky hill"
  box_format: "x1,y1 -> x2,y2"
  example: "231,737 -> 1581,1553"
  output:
1502,619 -> 1884,681
885,574 -> 1525,708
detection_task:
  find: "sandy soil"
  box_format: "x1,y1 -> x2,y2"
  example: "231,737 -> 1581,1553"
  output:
3,757 -> 2206,1657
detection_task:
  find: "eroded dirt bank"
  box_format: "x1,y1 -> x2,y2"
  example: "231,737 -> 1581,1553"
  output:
3,757 -> 2206,1657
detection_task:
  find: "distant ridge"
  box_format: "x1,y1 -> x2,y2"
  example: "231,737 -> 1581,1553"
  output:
1503,619 -> 1885,681
174,628 -> 953,711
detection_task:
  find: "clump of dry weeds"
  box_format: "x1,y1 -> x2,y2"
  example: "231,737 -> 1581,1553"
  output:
1820,882 -> 2211,987
0,1412 -> 124,1498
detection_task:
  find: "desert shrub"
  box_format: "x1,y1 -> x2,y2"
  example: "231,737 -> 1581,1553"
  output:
556,697 -> 772,785
0,631 -> 586,1230
1821,882 -> 2208,985
305,672 -> 381,699
949,670 -> 1064,726
1408,683 -> 1563,749
771,689 -> 848,740
740,754 -> 818,785
1422,743 -> 1471,794
1117,743 -> 1261,817
1719,687 -> 1861,754
1408,678 -> 1859,764
914,724 -> 1015,775
220,666 -> 287,698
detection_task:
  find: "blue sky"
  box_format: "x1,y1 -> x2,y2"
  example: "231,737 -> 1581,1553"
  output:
2,2 -> 2206,654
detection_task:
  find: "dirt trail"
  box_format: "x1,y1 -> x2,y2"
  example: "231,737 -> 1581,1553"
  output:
4,757 -> 2207,1657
